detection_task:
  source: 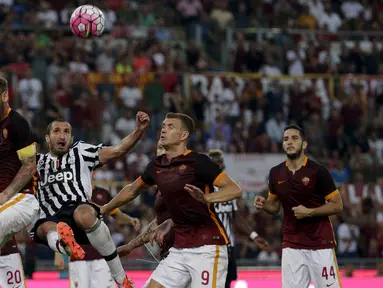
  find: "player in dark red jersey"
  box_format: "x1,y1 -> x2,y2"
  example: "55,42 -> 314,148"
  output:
102,113 -> 242,288
116,144 -> 182,288
0,77 -> 38,288
54,185 -> 141,288
254,124 -> 343,288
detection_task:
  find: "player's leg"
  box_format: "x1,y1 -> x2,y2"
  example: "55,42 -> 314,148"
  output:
0,253 -> 26,288
0,193 -> 39,248
225,245 -> 237,288
307,248 -> 342,288
69,260 -> 90,288
72,203 -> 132,287
31,218 -> 84,259
185,245 -> 228,288
89,259 -> 114,288
147,247 -> 191,288
281,248 -> 310,288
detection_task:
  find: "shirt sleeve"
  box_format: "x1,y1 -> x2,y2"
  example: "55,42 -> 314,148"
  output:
317,165 -> 339,200
268,168 -> 278,199
196,153 -> 225,186
11,113 -> 36,159
76,141 -> 105,171
139,160 -> 155,186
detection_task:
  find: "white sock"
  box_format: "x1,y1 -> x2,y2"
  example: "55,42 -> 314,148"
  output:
86,219 -> 126,284
47,231 -> 68,255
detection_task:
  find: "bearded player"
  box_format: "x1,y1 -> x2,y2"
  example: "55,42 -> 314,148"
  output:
0,77 -> 39,288
30,112 -> 149,288
102,113 -> 242,288
254,124 -> 343,288
54,184 -> 141,288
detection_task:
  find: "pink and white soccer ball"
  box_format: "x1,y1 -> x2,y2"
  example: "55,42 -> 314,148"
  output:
70,5 -> 105,38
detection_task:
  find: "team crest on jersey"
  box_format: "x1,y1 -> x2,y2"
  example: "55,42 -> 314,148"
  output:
2,128 -> 7,139
68,156 -> 75,164
178,164 -> 187,175
302,177 -> 310,186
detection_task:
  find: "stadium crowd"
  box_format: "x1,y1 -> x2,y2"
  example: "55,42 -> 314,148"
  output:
0,0 -> 382,278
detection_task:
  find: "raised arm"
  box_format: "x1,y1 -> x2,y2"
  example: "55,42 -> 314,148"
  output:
98,111 -> 149,165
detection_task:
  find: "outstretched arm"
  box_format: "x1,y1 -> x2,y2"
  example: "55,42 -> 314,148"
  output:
98,111 -> 149,165
117,217 -> 158,257
101,178 -> 145,215
0,145 -> 36,204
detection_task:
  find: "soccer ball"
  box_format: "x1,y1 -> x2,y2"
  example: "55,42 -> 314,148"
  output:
70,5 -> 105,38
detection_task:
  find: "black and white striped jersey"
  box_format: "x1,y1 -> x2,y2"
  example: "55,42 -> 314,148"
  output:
36,141 -> 104,218
214,198 -> 238,246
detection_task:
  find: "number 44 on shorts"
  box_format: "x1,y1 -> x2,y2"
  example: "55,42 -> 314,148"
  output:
322,266 -> 336,280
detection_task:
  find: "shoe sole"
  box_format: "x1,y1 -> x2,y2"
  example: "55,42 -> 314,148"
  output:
57,222 -> 85,260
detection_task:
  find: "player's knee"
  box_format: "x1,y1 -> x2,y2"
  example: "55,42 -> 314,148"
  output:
73,204 -> 97,230
36,221 -> 57,239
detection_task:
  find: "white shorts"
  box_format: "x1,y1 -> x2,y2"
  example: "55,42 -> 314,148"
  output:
282,248 -> 342,288
151,245 -> 228,288
0,193 -> 39,248
69,259 -> 114,288
0,253 -> 26,288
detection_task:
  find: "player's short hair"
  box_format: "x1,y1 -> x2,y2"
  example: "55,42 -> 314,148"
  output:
208,149 -> 224,158
46,119 -> 72,135
284,124 -> 306,140
165,112 -> 195,135
0,77 -> 8,94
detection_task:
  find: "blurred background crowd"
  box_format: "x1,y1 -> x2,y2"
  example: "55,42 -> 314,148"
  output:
2,0 -> 383,278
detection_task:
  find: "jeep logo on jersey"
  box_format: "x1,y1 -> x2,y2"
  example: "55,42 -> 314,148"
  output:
214,202 -> 234,214
40,169 -> 74,188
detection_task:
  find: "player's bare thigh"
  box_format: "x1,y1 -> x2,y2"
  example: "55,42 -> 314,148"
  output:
147,279 -> 165,288
0,253 -> 26,288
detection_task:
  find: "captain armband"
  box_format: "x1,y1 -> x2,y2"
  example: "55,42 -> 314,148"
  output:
17,142 -> 37,160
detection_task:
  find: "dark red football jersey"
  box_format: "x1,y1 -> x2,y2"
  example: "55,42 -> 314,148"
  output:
139,150 -> 229,248
0,108 -> 37,194
0,109 -> 36,256
154,191 -> 174,259
72,186 -> 112,262
268,156 -> 339,249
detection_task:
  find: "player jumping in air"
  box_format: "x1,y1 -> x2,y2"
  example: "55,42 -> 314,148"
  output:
208,149 -> 269,288
54,184 -> 141,288
102,113 -> 242,288
0,77 -> 39,288
30,112 -> 150,288
254,124 -> 343,288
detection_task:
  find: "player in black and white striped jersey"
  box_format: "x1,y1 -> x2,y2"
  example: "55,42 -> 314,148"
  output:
209,149 -> 270,288
30,113 -> 150,288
